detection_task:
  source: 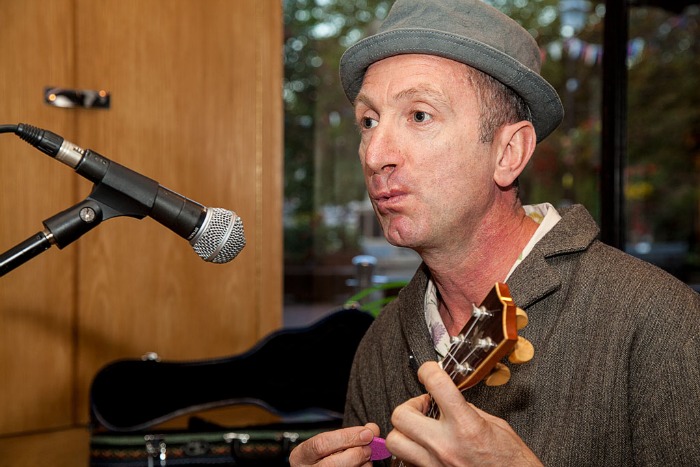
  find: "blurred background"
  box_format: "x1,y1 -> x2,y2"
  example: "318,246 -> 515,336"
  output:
0,1 -> 697,464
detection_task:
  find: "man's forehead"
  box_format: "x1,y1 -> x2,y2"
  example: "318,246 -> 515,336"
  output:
357,55 -> 472,106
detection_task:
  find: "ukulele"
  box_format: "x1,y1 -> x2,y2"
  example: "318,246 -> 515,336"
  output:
370,282 -> 534,465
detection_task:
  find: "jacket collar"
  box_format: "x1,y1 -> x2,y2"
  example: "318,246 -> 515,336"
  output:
395,204 -> 600,365
508,204 -> 599,309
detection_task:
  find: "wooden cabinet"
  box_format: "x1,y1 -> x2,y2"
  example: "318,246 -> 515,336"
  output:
0,0 -> 282,460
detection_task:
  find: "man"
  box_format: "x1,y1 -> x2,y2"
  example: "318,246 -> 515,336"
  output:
290,0 -> 700,465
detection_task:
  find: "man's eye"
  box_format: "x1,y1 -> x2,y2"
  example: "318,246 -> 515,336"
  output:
413,111 -> 432,123
362,117 -> 378,129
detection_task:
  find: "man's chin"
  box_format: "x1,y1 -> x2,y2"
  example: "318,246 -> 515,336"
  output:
384,231 -> 418,250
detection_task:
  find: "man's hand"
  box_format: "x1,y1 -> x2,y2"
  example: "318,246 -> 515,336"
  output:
289,423 -> 380,467
386,361 -> 543,466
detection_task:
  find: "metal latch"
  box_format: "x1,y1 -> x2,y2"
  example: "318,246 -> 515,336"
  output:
44,86 -> 111,109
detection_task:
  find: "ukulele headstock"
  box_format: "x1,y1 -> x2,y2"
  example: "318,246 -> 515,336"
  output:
440,283 -> 531,391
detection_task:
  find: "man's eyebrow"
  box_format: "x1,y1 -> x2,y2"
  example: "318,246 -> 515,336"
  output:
354,92 -> 374,110
394,85 -> 450,106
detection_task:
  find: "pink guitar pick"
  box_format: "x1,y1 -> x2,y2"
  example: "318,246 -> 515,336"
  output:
369,436 -> 391,461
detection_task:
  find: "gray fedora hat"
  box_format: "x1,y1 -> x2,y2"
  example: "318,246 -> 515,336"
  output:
339,0 -> 564,143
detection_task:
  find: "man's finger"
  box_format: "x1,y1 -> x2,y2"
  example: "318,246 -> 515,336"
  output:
417,361 -> 483,425
289,427 -> 374,466
386,424 -> 435,467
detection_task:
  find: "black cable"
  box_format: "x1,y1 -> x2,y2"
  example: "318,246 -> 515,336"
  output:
1,124 -> 64,157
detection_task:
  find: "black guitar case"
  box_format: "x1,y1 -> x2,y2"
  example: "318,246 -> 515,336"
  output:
89,306 -> 374,466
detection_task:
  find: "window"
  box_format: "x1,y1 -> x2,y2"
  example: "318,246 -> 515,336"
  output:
626,2 -> 699,286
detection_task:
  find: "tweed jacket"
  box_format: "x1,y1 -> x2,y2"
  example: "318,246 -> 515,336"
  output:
343,204 -> 700,466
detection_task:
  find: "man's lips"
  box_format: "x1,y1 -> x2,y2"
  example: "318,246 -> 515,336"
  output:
372,189 -> 409,211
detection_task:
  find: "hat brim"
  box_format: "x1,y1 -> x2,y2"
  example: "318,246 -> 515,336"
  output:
340,28 -> 564,143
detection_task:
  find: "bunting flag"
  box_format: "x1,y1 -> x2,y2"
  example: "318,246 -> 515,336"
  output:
541,37 -> 643,67
540,12 -> 695,67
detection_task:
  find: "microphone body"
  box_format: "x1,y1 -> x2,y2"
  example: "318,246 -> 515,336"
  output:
14,123 -> 245,263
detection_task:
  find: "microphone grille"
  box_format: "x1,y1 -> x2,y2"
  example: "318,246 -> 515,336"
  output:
190,208 -> 246,263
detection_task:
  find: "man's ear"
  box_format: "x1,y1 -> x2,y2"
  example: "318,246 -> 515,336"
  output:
493,121 -> 537,188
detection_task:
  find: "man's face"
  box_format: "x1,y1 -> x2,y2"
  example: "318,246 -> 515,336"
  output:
354,54 -> 498,254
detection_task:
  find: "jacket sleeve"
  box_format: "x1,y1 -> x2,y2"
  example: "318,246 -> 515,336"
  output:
628,286 -> 700,464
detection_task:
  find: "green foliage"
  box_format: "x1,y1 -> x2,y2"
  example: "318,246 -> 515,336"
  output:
345,281 -> 408,317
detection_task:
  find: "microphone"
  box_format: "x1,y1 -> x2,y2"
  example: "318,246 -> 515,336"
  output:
12,123 -> 245,264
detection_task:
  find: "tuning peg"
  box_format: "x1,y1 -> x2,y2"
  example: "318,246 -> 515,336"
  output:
516,307 -> 529,330
508,336 -> 535,364
485,362 -> 511,386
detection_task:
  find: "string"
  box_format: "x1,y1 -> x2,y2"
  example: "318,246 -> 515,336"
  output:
392,304 -> 502,466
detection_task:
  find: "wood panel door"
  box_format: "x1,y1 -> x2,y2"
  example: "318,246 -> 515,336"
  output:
0,0 -> 79,436
0,0 -> 282,436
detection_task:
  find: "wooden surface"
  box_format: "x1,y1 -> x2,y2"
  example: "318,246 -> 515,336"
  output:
0,427 -> 90,467
0,0 -> 283,448
0,0 -> 78,435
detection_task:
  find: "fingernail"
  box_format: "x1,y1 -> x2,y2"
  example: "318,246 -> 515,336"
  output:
359,429 -> 374,443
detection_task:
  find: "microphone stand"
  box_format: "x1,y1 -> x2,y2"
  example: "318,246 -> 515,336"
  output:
0,232 -> 53,278
0,181 -> 151,277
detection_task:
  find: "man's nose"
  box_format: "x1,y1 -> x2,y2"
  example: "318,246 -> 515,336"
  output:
362,124 -> 400,175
